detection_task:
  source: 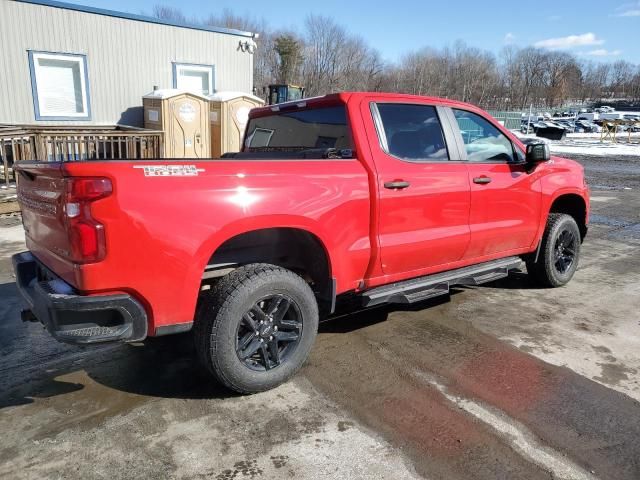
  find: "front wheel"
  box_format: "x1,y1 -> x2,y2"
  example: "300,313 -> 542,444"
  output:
193,263 -> 319,394
526,213 -> 581,287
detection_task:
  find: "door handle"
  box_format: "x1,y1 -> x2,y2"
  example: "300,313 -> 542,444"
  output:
473,176 -> 492,184
384,180 -> 411,190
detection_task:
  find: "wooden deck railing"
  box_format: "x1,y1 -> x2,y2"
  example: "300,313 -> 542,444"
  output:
0,126 -> 164,185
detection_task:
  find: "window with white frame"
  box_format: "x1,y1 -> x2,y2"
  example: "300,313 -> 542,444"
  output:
173,63 -> 214,96
29,52 -> 90,120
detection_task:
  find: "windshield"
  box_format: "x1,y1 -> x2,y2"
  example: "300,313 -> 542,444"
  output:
244,105 -> 352,152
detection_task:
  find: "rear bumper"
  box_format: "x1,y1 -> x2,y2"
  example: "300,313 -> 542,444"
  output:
12,251 -> 147,344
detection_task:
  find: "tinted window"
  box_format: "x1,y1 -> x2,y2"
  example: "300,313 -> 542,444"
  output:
376,104 -> 449,161
453,109 -> 514,162
245,105 -> 352,152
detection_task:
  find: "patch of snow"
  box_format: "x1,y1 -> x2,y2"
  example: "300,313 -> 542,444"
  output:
142,89 -> 209,100
208,91 -> 264,104
550,141 -> 640,156
513,131 -> 640,156
0,225 -> 26,244
566,132 -> 640,139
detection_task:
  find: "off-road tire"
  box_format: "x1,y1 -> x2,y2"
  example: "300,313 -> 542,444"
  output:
193,263 -> 319,394
526,213 -> 581,287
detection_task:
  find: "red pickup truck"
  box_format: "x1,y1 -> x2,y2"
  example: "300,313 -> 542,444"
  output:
13,92 -> 589,393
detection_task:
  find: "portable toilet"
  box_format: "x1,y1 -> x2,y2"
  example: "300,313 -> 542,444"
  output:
208,92 -> 265,158
143,89 -> 210,158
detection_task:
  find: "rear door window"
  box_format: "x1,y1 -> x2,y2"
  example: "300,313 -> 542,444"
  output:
453,109 -> 515,162
375,103 -> 449,161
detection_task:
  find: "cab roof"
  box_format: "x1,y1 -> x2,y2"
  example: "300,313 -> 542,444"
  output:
249,92 -> 484,118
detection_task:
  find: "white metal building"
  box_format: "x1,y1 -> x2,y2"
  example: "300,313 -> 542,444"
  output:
0,0 -> 256,126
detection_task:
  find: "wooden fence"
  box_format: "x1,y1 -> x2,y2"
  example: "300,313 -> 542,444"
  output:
0,126 -> 163,185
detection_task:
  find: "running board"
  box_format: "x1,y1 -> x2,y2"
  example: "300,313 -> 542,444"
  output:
361,257 -> 523,307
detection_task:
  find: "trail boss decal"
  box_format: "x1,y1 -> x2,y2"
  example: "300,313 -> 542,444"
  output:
134,165 -> 205,177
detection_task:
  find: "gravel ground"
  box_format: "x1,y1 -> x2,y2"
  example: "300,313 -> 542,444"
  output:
568,153 -> 640,190
1,154 -> 639,479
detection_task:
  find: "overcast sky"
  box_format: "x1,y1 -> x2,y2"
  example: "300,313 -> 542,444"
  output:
78,0 -> 640,64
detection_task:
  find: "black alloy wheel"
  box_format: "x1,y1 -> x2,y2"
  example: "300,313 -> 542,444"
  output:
553,228 -> 577,275
236,294 -> 302,371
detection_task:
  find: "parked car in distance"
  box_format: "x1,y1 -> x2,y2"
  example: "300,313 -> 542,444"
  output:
600,112 -> 625,121
12,92 -> 590,393
577,112 -> 598,122
555,120 -> 576,132
520,120 -> 538,133
575,120 -> 601,133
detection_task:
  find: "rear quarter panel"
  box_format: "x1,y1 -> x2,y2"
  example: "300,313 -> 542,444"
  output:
62,159 -> 371,330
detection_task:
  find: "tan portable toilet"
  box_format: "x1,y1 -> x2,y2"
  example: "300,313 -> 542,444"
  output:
208,92 -> 265,157
143,89 -> 210,158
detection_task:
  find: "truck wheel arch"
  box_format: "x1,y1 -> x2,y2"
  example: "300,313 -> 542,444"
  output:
202,227 -> 335,316
548,193 -> 588,240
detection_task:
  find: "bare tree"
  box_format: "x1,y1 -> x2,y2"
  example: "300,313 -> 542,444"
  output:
630,66 -> 640,101
152,5 -> 187,23
204,8 -> 261,32
499,46 -> 523,109
543,52 -> 580,107
152,4 -> 639,109
301,15 -> 346,95
610,61 -> 635,98
581,62 -> 611,102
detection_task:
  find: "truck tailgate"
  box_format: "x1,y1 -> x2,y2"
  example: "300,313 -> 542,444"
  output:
14,163 -> 77,281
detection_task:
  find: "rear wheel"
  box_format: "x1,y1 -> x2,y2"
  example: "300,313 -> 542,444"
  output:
194,263 -> 318,394
526,213 -> 581,287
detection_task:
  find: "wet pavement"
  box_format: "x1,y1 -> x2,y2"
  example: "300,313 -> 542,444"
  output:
1,153 -> 639,479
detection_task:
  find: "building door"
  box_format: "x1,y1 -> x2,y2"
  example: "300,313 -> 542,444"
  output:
169,97 -> 206,158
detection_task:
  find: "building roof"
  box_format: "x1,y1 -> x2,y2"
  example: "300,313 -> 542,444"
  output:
16,0 -> 255,38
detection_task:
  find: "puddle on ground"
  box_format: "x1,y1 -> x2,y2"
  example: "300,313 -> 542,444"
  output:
589,214 -> 630,227
304,305 -> 640,480
594,361 -> 637,386
590,184 -> 630,191
610,223 -> 640,241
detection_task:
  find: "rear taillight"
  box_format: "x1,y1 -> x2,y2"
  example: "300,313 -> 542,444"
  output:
63,177 -> 112,263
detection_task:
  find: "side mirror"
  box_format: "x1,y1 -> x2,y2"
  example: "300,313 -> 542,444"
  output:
526,142 -> 550,163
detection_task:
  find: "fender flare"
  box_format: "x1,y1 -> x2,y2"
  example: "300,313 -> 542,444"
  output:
179,215 -> 339,321
532,187 -> 589,255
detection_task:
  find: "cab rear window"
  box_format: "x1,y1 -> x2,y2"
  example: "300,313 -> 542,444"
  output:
245,105 -> 352,152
